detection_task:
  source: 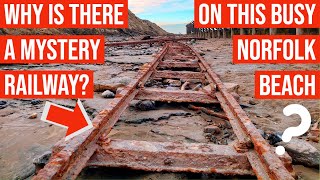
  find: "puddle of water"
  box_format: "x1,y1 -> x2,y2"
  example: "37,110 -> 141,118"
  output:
293,165 -> 319,180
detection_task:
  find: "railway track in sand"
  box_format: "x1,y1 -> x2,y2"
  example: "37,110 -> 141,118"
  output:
33,38 -> 296,180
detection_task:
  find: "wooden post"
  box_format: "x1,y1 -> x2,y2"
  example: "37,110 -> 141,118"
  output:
223,29 -> 227,38
252,28 -> 256,35
296,28 -> 303,35
240,28 -> 245,35
270,28 -> 277,35
231,28 -> 234,37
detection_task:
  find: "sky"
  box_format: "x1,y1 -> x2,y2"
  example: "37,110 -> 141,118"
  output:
128,0 -> 194,34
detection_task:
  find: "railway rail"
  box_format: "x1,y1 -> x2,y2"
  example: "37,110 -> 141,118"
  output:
34,39 -> 295,180
105,36 -> 206,46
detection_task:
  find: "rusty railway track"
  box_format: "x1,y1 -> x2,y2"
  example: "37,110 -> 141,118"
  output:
34,39 -> 295,180
105,36 -> 206,47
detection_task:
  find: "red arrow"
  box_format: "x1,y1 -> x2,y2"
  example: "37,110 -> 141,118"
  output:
41,100 -> 93,141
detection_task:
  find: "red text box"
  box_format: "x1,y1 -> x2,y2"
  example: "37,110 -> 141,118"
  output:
195,0 -> 320,28
0,35 -> 105,64
0,71 -> 94,99
0,0 -> 128,28
255,71 -> 320,99
233,35 -> 320,64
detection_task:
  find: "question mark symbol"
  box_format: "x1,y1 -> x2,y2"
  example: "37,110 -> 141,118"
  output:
276,104 -> 312,156
79,75 -> 89,95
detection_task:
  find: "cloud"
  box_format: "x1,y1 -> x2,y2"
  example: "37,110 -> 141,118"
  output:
157,22 -> 188,26
129,0 -> 169,14
129,0 -> 194,33
129,0 -> 193,14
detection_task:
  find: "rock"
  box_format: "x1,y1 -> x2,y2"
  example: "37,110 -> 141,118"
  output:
86,108 -> 96,116
308,121 -> 319,143
135,100 -> 156,111
204,125 -> 221,135
224,83 -> 240,93
33,151 -> 52,173
101,90 -> 115,98
31,99 -> 41,105
0,100 -> 7,105
268,132 -> 282,145
33,151 -> 51,165
13,165 -> 35,180
141,35 -> 152,40
29,113 -> 38,119
132,66 -> 140,71
144,50 -> 153,55
276,138 -> 320,167
249,98 -> 258,105
203,84 -> 216,93
200,52 -> 206,56
164,79 -> 181,87
129,100 -> 140,108
0,100 -> 8,109
116,87 -> 125,94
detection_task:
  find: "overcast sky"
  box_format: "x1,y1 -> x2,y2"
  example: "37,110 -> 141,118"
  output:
129,0 -> 194,34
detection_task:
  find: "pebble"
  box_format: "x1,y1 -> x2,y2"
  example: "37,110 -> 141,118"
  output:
33,151 -> 52,173
249,99 -> 258,105
164,79 -> 182,87
0,101 -> 7,106
204,125 -> 221,135
29,113 -> 38,119
33,151 -> 51,165
116,87 -> 125,94
203,84 -> 216,93
267,132 -> 282,145
101,90 -> 115,98
132,66 -> 140,71
0,100 -> 7,109
135,100 -> 156,111
224,83 -> 240,93
31,100 -> 42,105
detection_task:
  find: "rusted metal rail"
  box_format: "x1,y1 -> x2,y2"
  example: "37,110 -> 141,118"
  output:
34,40 -> 295,180
105,36 -> 206,47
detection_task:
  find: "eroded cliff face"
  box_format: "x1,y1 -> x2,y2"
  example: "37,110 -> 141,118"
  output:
0,10 -> 168,36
